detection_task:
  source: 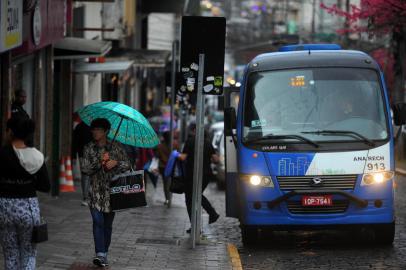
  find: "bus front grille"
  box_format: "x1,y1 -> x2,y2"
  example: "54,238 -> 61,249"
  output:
277,175 -> 357,191
286,200 -> 349,214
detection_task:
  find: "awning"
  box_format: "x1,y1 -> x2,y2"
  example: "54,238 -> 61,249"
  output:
140,0 -> 186,13
73,61 -> 134,74
107,49 -> 171,68
54,37 -> 112,60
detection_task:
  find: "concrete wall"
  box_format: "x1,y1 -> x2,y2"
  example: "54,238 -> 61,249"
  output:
148,13 -> 176,50
73,2 -> 104,109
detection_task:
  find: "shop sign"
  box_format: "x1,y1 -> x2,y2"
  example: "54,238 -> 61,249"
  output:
0,0 -> 23,52
32,5 -> 42,46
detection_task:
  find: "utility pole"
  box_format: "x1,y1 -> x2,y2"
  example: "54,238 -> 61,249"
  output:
311,0 -> 316,42
344,0 -> 350,46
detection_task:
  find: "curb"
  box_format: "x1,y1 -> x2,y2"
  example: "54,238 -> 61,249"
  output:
227,243 -> 243,270
396,168 -> 406,176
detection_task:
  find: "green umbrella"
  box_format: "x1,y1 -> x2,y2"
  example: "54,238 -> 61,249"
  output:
78,101 -> 159,148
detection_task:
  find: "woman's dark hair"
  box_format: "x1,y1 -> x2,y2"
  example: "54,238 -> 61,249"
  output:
7,118 -> 35,140
90,118 -> 111,131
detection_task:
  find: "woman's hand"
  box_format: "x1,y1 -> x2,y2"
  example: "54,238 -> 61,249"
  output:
105,160 -> 118,170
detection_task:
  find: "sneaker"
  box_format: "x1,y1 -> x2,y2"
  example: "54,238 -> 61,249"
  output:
186,228 -> 203,234
93,256 -> 103,267
102,257 -> 109,267
93,256 -> 108,267
167,199 -> 172,208
81,201 -> 88,206
164,200 -> 169,205
209,213 -> 220,224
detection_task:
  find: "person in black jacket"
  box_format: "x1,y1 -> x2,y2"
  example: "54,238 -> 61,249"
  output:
11,89 -> 30,120
0,117 -> 50,270
179,123 -> 220,233
72,120 -> 93,206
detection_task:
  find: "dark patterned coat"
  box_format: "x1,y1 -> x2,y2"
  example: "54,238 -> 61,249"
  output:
81,141 -> 130,212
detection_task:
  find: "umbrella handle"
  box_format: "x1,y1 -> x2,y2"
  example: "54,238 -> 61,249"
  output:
109,116 -> 125,150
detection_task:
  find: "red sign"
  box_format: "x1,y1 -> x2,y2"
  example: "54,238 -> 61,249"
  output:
12,0 -> 66,57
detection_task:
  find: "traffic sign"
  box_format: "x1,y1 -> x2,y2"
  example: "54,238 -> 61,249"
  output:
180,16 -> 226,95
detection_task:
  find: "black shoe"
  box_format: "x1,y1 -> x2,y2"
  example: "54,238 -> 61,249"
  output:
209,213 -> 220,224
93,256 -> 108,267
186,228 -> 203,234
102,257 -> 109,267
93,256 -> 103,267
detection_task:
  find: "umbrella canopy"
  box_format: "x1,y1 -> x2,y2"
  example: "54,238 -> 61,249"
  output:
78,102 -> 159,148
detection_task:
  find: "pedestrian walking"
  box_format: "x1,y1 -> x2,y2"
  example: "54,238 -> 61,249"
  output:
137,147 -> 158,188
179,123 -> 220,233
72,119 -> 93,206
155,131 -> 172,207
0,118 -> 50,270
80,118 -> 130,267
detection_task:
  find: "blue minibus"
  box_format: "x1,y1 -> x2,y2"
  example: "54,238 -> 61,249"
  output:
224,44 -> 406,246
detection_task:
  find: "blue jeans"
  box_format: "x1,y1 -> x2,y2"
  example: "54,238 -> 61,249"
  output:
90,208 -> 115,257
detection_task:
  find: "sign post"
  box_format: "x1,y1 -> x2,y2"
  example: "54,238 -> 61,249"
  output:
180,16 -> 226,249
170,40 -> 177,153
191,54 -> 205,247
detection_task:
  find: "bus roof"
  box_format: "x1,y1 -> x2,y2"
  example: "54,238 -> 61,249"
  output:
248,50 -> 380,72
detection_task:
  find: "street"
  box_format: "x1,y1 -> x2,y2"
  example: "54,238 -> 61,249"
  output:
1,169 -> 405,269
210,173 -> 406,270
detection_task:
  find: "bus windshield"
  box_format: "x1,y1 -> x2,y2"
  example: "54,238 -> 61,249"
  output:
243,68 -> 388,144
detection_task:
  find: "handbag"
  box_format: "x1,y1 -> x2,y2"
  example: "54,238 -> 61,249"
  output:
28,202 -> 48,243
169,161 -> 185,194
32,218 -> 48,243
110,170 -> 147,211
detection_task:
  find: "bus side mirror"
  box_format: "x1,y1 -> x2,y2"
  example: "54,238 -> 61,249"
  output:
224,107 -> 236,136
393,103 -> 406,125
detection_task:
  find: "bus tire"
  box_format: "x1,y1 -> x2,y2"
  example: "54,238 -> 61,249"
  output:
241,226 -> 257,246
374,222 -> 395,245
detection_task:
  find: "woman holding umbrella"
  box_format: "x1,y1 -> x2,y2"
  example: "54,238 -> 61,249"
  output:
78,102 -> 159,267
81,118 -> 130,267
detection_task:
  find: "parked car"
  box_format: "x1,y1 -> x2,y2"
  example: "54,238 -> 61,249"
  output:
215,131 -> 225,189
209,121 -> 224,149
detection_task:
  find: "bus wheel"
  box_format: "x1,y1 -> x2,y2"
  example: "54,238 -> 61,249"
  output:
374,222 -> 395,245
241,226 -> 258,246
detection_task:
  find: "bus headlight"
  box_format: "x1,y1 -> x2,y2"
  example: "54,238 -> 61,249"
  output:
241,175 -> 274,188
250,175 -> 261,186
361,171 -> 394,186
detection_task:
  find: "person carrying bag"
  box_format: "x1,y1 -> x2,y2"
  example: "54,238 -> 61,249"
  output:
81,118 -> 131,267
0,118 -> 50,270
165,150 -> 185,194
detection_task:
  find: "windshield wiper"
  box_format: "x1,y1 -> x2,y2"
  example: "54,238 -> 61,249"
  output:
301,130 -> 375,147
246,134 -> 319,148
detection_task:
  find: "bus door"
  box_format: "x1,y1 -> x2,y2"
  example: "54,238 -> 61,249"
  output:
224,86 -> 240,218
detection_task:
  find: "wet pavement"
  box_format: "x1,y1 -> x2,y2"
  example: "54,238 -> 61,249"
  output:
0,179 -> 233,270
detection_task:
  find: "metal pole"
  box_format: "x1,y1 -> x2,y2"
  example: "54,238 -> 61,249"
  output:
191,54 -> 205,248
170,41 -> 177,153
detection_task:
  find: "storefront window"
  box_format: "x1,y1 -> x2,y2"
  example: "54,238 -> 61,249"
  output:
12,57 -> 35,118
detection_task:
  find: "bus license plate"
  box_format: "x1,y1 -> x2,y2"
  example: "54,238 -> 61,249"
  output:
302,195 -> 332,206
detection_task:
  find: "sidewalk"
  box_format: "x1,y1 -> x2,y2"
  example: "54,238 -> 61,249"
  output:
396,159 -> 406,175
0,180 -> 234,270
